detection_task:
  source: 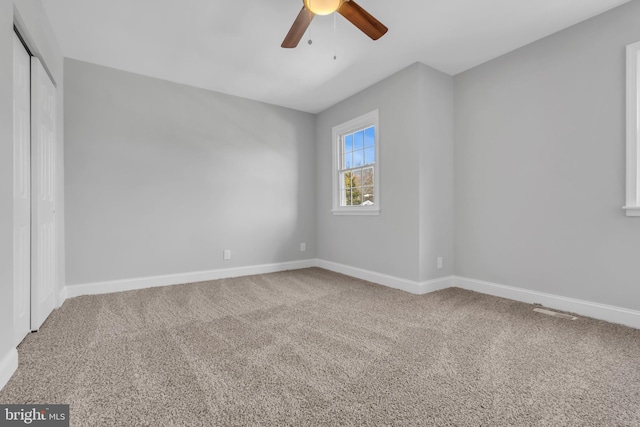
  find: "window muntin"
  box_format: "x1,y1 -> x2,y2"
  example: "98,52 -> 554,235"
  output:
332,110 -> 379,215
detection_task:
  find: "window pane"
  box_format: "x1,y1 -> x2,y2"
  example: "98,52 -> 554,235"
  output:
354,130 -> 364,149
345,189 -> 352,206
343,171 -> 353,189
345,134 -> 353,151
350,186 -> 361,206
353,149 -> 364,167
362,186 -> 374,204
364,147 -> 375,165
362,167 -> 374,186
353,170 -> 362,188
365,127 -> 375,147
344,151 -> 352,169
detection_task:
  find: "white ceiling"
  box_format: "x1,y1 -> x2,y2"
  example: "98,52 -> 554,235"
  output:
42,0 -> 629,113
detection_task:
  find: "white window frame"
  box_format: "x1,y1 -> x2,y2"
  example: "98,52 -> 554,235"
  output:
625,41 -> 640,216
331,110 -> 380,215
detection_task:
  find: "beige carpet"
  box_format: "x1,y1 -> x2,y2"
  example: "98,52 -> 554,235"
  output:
1,268 -> 639,426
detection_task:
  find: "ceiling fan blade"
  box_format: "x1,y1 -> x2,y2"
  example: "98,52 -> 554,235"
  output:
282,6 -> 315,48
337,0 -> 388,41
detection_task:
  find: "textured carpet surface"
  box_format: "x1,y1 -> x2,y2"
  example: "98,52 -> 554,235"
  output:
1,268 -> 639,426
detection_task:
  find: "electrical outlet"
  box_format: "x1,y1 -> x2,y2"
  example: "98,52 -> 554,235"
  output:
300,242 -> 306,252
223,249 -> 231,260
437,257 -> 443,269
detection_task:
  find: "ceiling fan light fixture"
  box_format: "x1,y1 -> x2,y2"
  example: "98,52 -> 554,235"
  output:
304,0 -> 341,16
282,0 -> 386,48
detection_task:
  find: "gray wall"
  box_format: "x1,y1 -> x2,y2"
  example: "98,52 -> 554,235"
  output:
64,59 -> 316,285
0,0 -> 64,367
418,63 -> 455,282
454,0 -> 640,310
316,63 -> 454,283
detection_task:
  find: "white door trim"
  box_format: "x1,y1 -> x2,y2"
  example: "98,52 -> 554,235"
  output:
12,32 -> 31,346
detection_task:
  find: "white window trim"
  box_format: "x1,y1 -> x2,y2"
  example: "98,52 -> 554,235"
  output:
331,110 -> 380,215
625,41 -> 640,216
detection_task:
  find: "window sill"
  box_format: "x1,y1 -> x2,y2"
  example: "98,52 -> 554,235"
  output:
623,206 -> 640,217
331,209 -> 380,216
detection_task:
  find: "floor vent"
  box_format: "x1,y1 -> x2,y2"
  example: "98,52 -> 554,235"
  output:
533,308 -> 577,320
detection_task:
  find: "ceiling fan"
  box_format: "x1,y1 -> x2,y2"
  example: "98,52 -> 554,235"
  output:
282,0 -> 388,48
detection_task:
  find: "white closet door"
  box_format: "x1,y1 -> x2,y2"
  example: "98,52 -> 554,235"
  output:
30,57 -> 57,331
13,33 -> 31,345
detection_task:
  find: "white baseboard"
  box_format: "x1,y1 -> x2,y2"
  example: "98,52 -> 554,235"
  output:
0,348 -> 18,392
316,259 -> 453,295
57,258 -> 639,330
57,286 -> 67,308
64,259 -> 317,299
419,276 -> 455,294
454,276 -> 640,329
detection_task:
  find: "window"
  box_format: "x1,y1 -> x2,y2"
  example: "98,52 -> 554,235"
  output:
626,41 -> 640,216
332,110 -> 379,215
